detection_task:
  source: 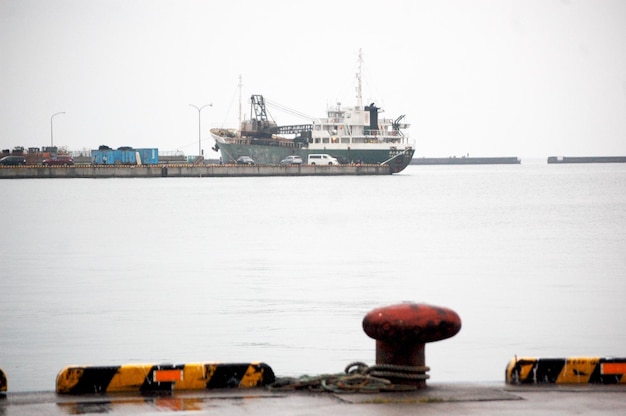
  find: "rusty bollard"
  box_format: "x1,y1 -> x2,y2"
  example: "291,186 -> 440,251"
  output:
362,302 -> 461,387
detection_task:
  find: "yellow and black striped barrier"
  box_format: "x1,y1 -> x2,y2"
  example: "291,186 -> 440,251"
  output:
506,357 -> 626,385
0,368 -> 6,392
56,362 -> 275,394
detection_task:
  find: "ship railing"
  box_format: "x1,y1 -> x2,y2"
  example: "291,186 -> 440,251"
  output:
367,129 -> 403,137
271,124 -> 313,135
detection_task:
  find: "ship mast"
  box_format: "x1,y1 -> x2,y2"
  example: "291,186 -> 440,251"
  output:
238,74 -> 242,126
356,49 -> 363,109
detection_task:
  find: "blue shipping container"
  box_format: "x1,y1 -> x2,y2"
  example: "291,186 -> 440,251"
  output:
91,148 -> 159,165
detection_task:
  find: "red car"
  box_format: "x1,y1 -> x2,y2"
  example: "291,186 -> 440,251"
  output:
42,156 -> 74,166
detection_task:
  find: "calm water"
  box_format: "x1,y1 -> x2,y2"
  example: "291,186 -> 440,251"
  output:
1,162 -> 625,392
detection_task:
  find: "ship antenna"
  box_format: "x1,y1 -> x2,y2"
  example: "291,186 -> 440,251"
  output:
356,49 -> 363,109
238,74 -> 242,125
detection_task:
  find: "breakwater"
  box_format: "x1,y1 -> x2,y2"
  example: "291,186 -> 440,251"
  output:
547,156 -> 626,164
0,164 -> 393,179
411,157 -> 521,165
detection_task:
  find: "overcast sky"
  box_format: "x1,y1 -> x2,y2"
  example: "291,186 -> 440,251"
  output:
1,0 -> 625,158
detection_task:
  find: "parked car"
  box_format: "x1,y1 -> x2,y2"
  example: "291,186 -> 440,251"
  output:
42,156 -> 74,166
280,155 -> 303,165
0,155 -> 26,166
236,156 -> 255,165
307,153 -> 339,165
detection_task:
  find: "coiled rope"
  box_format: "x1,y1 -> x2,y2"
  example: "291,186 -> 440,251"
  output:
267,362 -> 430,394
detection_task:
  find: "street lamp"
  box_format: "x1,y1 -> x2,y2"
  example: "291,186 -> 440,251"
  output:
189,103 -> 212,158
50,111 -> 65,148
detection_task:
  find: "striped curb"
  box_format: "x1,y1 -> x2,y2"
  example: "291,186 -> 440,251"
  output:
506,357 -> 626,384
56,362 -> 275,394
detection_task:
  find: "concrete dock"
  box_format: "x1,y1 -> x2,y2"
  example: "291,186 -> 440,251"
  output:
0,164 -> 394,178
1,383 -> 624,415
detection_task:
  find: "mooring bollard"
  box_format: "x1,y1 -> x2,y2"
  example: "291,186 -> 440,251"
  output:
362,302 -> 461,387
0,367 -> 7,393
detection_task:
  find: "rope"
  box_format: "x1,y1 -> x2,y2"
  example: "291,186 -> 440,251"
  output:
267,362 -> 430,394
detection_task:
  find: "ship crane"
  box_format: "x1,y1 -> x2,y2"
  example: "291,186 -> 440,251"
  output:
248,94 -> 312,138
241,95 -> 277,138
392,114 -> 406,131
250,95 -> 269,121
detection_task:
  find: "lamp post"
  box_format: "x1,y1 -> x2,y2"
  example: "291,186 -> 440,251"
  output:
189,104 -> 212,158
50,111 -> 65,148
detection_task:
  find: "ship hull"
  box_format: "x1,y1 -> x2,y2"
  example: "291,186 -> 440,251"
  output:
212,137 -> 415,173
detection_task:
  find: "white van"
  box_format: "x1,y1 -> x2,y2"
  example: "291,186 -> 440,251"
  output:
308,154 -> 339,165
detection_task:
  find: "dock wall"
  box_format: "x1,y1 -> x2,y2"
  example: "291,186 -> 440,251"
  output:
0,164 -> 393,179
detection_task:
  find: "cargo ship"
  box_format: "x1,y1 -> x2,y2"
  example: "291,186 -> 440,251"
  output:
210,52 -> 415,173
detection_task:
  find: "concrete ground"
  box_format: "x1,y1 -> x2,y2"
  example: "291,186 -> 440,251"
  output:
1,383 -> 625,415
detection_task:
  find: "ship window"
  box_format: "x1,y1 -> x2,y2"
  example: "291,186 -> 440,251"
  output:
322,138 -> 329,144
341,137 -> 350,144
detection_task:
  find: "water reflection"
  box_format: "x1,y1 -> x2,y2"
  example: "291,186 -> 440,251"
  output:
56,392 -> 275,414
